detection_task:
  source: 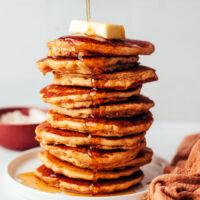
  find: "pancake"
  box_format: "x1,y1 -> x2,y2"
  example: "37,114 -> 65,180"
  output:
41,141 -> 146,170
40,84 -> 141,109
42,147 -> 153,171
36,122 -> 146,150
47,110 -> 153,137
35,165 -> 144,194
53,66 -> 158,90
48,35 -> 155,57
51,95 -> 154,118
37,56 -> 139,75
40,151 -> 140,181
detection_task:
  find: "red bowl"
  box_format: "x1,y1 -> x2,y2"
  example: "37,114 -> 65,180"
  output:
0,107 -> 45,151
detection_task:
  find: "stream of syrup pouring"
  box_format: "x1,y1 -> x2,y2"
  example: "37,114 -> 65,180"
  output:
86,0 -> 91,21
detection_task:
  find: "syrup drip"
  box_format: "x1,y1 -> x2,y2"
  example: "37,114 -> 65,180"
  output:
87,146 -> 100,193
87,134 -> 100,182
89,87 -> 99,118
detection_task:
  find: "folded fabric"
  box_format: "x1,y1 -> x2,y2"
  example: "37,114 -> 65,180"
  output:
165,134 -> 200,174
147,134 -> 200,200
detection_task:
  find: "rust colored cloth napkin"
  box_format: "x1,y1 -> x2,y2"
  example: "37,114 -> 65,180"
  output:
147,134 -> 200,200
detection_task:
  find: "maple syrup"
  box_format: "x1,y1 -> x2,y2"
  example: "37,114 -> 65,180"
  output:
17,172 -> 89,196
17,172 -> 59,193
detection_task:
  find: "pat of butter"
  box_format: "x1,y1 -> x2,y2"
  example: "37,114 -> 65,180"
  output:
69,20 -> 125,40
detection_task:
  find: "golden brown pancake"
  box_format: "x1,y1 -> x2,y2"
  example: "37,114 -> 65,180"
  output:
48,35 -> 155,57
40,151 -> 141,181
36,122 -> 146,150
40,84 -> 141,109
44,147 -> 152,171
53,66 -> 158,90
35,165 -> 144,194
41,141 -> 146,170
37,56 -> 139,75
47,110 -> 153,137
51,95 -> 154,118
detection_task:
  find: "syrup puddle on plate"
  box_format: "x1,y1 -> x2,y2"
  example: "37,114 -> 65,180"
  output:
17,172 -> 140,197
17,172 -> 59,193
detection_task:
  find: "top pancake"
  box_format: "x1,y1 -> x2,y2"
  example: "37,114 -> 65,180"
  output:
37,56 -> 139,75
48,35 -> 155,57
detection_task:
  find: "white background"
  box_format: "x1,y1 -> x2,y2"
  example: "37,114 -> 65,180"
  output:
0,0 -> 200,122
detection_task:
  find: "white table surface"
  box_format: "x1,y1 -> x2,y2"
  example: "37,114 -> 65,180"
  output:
1,121 -> 200,200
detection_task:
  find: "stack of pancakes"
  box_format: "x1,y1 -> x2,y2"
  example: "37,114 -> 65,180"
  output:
35,35 -> 158,195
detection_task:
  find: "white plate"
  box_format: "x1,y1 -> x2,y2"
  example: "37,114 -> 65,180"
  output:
6,147 -> 167,200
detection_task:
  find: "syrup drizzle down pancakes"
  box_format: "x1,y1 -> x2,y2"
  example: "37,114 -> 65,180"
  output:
35,32 -> 158,194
